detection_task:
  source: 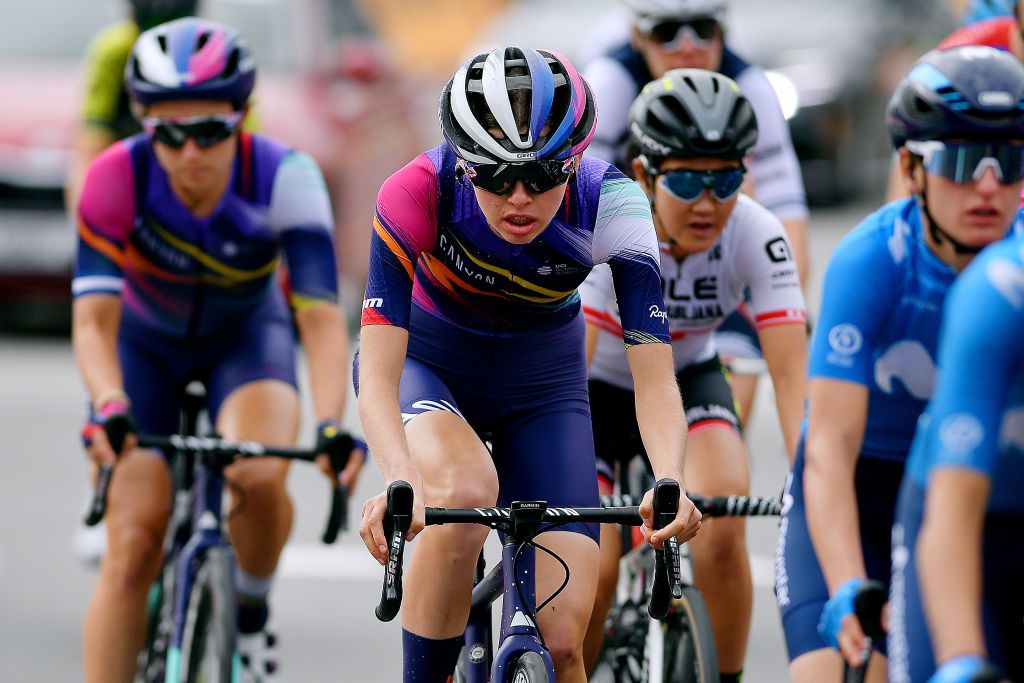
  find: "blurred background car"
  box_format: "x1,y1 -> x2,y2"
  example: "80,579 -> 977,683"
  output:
0,0 -> 427,331
473,0 -> 955,205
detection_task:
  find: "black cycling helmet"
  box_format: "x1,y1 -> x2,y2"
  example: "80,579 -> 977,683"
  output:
628,68 -> 758,163
887,46 -> 1024,149
130,0 -> 199,31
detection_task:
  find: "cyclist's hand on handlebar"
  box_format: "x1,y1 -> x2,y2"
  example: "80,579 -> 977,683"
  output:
359,471 -> 425,565
81,400 -> 137,467
314,420 -> 367,495
639,486 -> 701,548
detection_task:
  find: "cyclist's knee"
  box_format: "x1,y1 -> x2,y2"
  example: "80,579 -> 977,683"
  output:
544,628 -> 585,673
228,460 -> 289,504
696,517 -> 748,567
424,470 -> 498,509
104,524 -> 163,591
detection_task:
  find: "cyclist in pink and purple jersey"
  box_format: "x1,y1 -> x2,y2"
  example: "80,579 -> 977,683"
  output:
73,18 -> 362,683
354,47 -> 702,682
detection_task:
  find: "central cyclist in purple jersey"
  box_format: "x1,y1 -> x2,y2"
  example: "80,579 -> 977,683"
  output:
354,47 -> 702,682
72,18 -> 363,683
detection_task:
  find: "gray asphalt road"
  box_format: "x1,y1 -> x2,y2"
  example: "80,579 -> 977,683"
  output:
0,201 -> 871,682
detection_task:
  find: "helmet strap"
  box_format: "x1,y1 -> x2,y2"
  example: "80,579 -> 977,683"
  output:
915,170 -> 983,256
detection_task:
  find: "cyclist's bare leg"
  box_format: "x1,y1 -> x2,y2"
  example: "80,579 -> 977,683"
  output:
218,379 -> 300,578
790,649 -> 887,683
402,411 -> 496,638
534,530 -> 600,682
728,371 -> 758,431
582,481 -> 622,675
83,449 -> 171,683
684,425 -> 752,674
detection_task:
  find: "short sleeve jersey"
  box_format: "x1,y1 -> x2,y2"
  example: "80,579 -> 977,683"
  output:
810,198 -> 1024,461
582,194 -> 805,390
361,145 -> 670,346
73,132 -> 338,338
584,43 -> 808,222
907,234 -> 1024,514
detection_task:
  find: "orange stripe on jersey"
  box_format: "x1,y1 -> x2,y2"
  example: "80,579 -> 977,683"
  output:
122,246 -> 198,284
420,255 -> 504,300
373,216 -> 415,280
78,219 -> 125,267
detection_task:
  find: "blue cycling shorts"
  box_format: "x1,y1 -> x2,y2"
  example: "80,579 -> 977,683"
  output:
887,479 -> 1024,683
775,440 -> 904,661
118,294 -> 297,450
355,306 -> 599,541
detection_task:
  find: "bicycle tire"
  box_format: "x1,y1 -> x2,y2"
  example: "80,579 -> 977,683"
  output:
135,563 -> 176,683
510,651 -> 549,683
178,547 -> 237,683
659,586 -> 718,683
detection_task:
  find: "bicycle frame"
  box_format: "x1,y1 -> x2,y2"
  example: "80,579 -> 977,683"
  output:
163,453 -> 239,681
461,538 -> 554,681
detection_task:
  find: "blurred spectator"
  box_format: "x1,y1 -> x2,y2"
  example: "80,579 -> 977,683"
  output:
961,0 -> 1016,24
65,1 -> 201,213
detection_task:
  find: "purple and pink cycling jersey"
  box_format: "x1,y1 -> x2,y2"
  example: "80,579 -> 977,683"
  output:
358,145 -> 670,539
73,132 -> 338,427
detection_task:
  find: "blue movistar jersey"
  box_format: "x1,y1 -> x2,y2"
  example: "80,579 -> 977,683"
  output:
906,234 -> 1024,513
809,198 -> 1024,461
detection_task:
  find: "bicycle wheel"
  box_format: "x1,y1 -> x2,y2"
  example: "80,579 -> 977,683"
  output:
659,586 -> 718,683
135,563 -> 175,683
178,547 -> 237,683
510,651 -> 549,683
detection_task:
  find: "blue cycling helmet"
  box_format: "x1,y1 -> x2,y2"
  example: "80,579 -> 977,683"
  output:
961,0 -> 1016,25
438,46 -> 597,163
887,46 -> 1024,149
125,17 -> 256,109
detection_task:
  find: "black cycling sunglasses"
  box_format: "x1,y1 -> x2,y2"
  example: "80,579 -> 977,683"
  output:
461,158 -> 576,196
142,112 -> 244,150
643,18 -> 721,50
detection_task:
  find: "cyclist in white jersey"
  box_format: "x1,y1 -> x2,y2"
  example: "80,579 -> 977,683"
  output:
579,69 -> 807,681
584,0 -> 809,432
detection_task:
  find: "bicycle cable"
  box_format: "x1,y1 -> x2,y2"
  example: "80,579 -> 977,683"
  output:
511,535 -> 571,649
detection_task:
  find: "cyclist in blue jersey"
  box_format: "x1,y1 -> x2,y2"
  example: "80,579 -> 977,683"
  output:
354,47 -> 702,683
584,0 -> 809,435
73,19 -> 362,683
887,233 -> 1024,683
775,45 -> 1024,683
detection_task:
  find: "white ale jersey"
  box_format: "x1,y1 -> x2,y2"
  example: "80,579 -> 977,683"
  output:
582,194 -> 807,390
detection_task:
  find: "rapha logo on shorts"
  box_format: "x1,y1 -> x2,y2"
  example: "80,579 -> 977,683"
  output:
362,297 -> 383,309
939,413 -> 984,457
649,305 -> 668,321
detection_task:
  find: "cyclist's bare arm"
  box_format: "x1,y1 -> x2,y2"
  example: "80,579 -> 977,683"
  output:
782,216 -> 810,286
65,127 -> 116,215
584,321 -> 600,366
72,294 -> 127,466
804,377 -> 871,592
758,323 -> 807,464
356,324 -> 425,560
625,342 -> 701,544
296,303 -> 349,423
918,468 -> 990,662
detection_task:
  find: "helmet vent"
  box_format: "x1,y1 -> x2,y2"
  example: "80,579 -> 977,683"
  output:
224,48 -> 239,78
196,31 -> 210,50
157,35 -> 168,53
